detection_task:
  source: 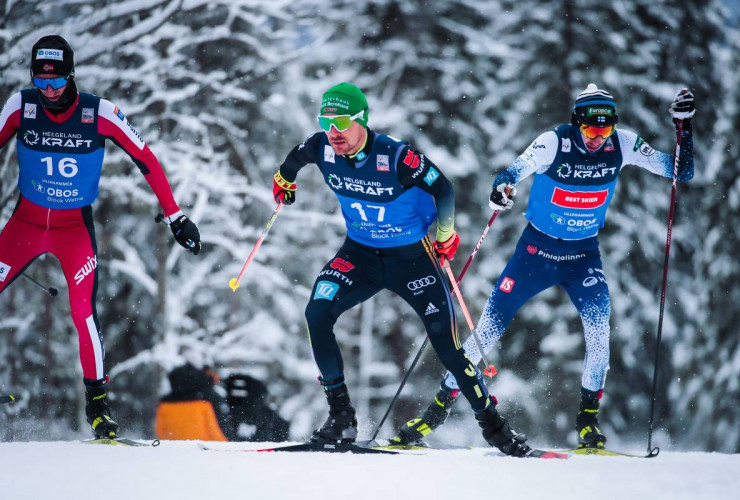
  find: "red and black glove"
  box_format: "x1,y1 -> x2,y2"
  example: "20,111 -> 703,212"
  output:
433,231 -> 460,264
273,171 -> 297,205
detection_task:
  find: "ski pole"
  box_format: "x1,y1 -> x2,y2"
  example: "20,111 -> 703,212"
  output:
456,210 -> 500,285
0,394 -> 20,405
647,119 -> 683,453
370,216 -> 503,439
442,258 -> 497,377
229,203 -> 283,291
370,336 -> 430,442
21,274 -> 58,297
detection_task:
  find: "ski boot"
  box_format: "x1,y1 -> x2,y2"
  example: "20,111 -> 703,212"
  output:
84,379 -> 120,439
310,377 -> 358,444
474,396 -> 530,457
391,386 -> 459,445
576,390 -> 606,449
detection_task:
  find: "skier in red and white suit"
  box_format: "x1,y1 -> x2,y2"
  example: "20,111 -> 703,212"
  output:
0,35 -> 201,438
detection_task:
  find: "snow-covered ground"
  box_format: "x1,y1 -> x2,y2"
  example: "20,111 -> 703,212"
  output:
0,440 -> 737,499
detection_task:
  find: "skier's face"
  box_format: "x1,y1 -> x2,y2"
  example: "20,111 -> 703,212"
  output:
325,118 -> 366,156
33,73 -> 68,102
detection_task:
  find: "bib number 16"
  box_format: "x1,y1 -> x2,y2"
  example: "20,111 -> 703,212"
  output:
41,157 -> 78,178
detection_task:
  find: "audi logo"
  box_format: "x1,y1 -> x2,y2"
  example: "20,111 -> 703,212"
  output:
407,276 -> 436,290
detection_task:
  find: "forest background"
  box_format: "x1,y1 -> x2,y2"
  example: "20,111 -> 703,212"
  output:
0,0 -> 738,453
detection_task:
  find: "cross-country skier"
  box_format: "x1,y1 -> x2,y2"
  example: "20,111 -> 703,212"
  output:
272,82 -> 531,456
392,83 -> 695,449
0,35 -> 201,439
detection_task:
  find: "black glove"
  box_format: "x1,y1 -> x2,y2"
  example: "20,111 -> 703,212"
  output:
489,183 -> 517,211
169,214 -> 201,255
669,88 -> 695,128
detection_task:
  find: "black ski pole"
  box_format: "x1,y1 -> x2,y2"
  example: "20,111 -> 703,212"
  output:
647,119 -> 683,453
370,337 -> 429,441
369,214 -> 503,440
0,394 -> 20,405
21,273 -> 58,297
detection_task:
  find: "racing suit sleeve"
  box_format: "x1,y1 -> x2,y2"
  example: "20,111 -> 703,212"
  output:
616,129 -> 694,181
396,146 -> 455,242
277,132 -> 324,182
97,99 -> 180,217
492,130 -> 558,186
0,93 -> 22,150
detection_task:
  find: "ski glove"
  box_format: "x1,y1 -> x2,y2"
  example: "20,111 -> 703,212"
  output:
434,231 -> 460,263
669,88 -> 695,125
169,213 -> 201,255
489,183 -> 517,211
273,171 -> 297,205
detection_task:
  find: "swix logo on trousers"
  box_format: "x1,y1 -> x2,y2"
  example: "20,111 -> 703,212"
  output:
74,255 -> 97,285
499,277 -> 515,293
330,258 -> 354,273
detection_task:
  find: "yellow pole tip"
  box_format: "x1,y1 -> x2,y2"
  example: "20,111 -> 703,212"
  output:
229,279 -> 240,291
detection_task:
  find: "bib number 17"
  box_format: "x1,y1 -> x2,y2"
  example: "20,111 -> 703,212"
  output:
350,202 -> 385,222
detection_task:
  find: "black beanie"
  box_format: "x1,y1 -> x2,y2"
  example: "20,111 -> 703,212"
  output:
31,35 -> 74,77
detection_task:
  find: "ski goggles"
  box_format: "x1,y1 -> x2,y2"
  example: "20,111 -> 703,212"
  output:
580,123 -> 615,139
317,110 -> 365,132
32,76 -> 70,91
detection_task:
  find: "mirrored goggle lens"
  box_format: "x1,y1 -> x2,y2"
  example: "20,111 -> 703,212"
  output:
33,76 -> 69,90
317,115 -> 354,132
580,123 -> 614,139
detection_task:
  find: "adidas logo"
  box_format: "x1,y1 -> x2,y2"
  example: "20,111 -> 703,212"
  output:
425,302 -> 439,316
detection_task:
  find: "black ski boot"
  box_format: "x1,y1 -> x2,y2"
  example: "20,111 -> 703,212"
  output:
310,378 -> 358,444
391,386 -> 459,445
474,397 -> 530,457
84,379 -> 119,439
576,390 -> 606,449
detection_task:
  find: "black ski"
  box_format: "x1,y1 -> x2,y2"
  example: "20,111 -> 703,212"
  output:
563,447 -> 659,458
81,438 -> 159,447
0,394 -> 20,405
199,441 -> 398,455
355,439 -> 471,451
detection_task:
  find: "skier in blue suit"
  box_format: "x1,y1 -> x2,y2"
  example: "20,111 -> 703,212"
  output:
393,83 -> 695,449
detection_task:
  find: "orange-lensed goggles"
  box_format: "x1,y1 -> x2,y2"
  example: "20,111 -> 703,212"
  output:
580,123 -> 615,139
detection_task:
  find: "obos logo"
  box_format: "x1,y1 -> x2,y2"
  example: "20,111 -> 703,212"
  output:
557,163 -> 572,178
328,174 -> 342,190
23,130 -> 39,146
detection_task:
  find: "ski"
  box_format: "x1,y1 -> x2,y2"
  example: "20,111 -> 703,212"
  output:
484,448 -> 570,460
81,438 -> 158,447
198,441 -> 399,455
564,447 -> 659,458
355,439 -> 471,451
0,394 -> 20,405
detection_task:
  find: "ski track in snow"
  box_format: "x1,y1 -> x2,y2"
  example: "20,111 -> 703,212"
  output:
0,440 -> 737,499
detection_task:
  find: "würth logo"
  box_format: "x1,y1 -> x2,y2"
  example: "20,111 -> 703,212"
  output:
330,258 -> 354,273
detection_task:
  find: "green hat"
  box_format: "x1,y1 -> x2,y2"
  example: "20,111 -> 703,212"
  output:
320,82 -> 369,127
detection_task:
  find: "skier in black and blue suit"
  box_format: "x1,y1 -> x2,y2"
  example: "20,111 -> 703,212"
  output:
393,83 -> 695,449
273,82 -> 531,456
